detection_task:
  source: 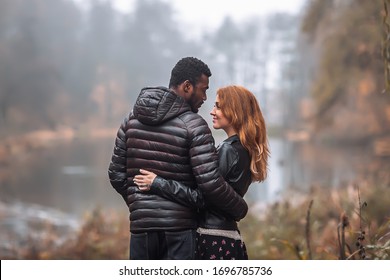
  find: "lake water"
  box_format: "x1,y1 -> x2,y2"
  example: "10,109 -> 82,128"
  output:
0,135 -> 377,219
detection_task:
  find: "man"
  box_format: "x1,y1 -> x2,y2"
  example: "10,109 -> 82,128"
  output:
108,57 -> 247,260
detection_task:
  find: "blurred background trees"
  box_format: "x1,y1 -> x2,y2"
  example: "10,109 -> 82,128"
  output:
1,0 -> 388,144
0,0 -> 200,133
302,0 -> 390,143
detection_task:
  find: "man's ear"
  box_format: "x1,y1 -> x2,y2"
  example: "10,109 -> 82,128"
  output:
183,80 -> 193,93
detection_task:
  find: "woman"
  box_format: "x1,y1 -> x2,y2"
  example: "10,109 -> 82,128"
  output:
134,85 -> 269,259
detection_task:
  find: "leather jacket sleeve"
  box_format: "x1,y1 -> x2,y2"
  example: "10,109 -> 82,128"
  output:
150,176 -> 205,209
108,114 -> 130,202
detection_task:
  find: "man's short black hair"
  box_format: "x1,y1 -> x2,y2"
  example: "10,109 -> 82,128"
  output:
169,57 -> 212,88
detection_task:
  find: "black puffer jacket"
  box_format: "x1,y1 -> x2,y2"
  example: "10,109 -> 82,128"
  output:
150,135 -> 252,231
108,87 -> 248,233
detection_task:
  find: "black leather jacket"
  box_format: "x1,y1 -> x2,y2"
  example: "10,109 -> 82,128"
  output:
150,134 -> 252,230
108,87 -> 248,233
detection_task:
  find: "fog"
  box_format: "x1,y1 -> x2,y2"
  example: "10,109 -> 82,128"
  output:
1,0 -> 389,260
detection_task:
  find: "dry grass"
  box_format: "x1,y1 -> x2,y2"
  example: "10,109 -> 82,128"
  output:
241,182 -> 390,260
11,208 -> 130,260
3,182 -> 389,260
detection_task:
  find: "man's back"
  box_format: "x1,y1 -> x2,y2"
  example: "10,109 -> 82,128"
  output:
109,86 -> 216,232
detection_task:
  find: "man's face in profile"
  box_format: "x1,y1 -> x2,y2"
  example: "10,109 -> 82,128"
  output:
188,74 -> 209,113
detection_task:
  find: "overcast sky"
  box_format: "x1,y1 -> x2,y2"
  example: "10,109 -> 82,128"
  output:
111,0 -> 307,36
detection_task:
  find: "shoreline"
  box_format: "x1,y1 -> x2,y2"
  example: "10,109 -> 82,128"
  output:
0,126 -> 118,184
0,126 -> 117,162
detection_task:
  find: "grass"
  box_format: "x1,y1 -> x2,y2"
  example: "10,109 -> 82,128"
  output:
241,182 -> 390,260
4,182 -> 390,260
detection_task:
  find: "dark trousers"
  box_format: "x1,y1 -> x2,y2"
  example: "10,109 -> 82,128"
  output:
129,229 -> 196,260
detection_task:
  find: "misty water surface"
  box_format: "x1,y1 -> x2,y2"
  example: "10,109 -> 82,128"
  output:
0,136 -> 372,218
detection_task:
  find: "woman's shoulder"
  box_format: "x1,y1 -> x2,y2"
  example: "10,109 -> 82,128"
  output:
219,135 -> 246,153
217,136 -> 241,172
217,135 -> 239,154
218,135 -> 250,165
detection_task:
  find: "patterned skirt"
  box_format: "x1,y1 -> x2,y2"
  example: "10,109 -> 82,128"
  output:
195,228 -> 248,260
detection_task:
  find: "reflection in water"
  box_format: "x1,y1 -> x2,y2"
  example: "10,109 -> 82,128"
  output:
0,138 -> 126,217
0,137 -> 378,217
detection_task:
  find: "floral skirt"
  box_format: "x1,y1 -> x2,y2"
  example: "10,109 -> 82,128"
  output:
195,229 -> 248,260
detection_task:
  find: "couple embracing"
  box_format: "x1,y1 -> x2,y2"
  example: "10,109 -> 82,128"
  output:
108,57 -> 269,260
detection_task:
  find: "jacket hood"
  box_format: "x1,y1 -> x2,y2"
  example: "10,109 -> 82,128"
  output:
133,86 -> 191,125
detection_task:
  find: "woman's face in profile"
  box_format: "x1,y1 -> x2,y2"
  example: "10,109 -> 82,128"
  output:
210,95 -> 231,132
